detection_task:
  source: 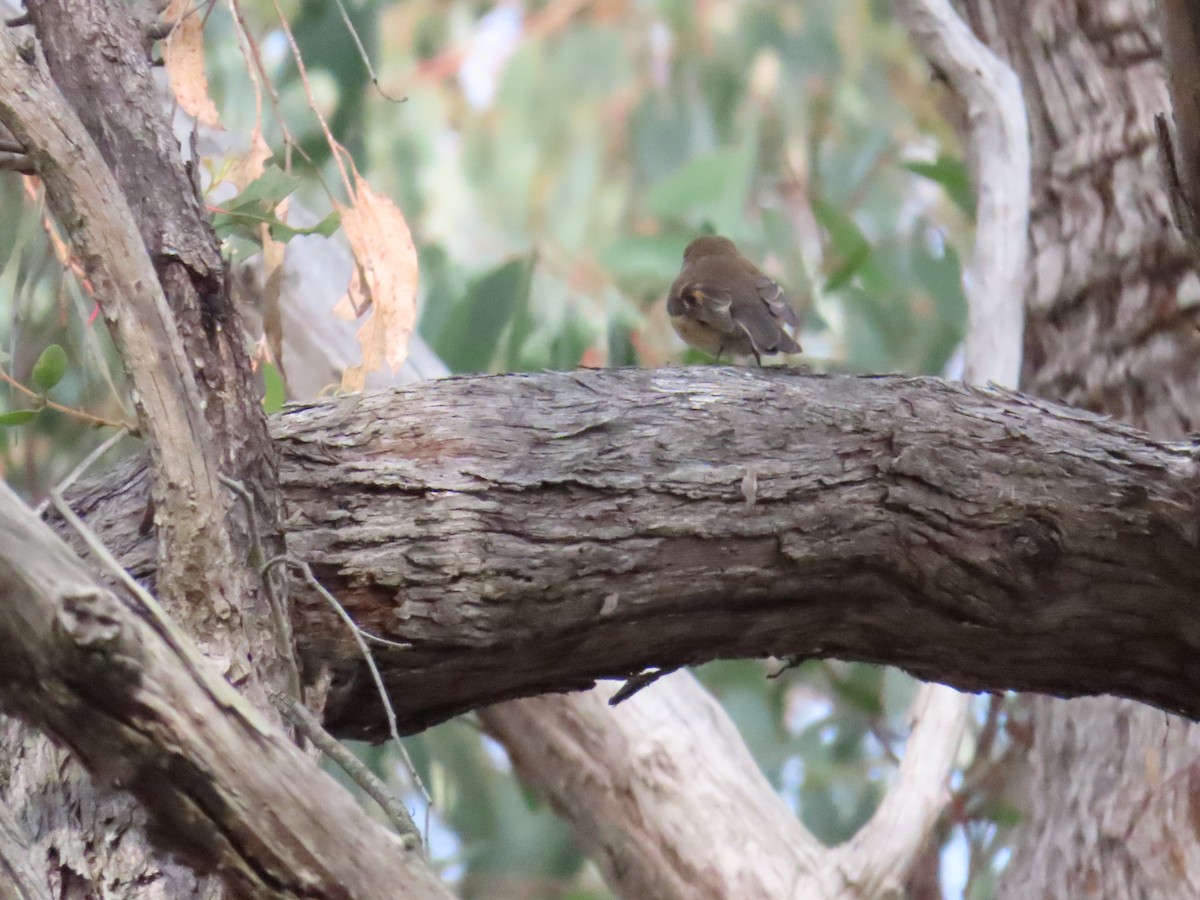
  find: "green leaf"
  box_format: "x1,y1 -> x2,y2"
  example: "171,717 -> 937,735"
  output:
212,168 -> 333,249
903,156 -> 975,216
826,665 -> 884,716
812,199 -> 872,293
432,256 -> 535,373
261,362 -> 286,414
227,166 -> 301,210
271,211 -> 341,242
599,234 -> 690,297
977,802 -> 1022,827
825,244 -> 871,293
219,235 -> 260,263
32,344 -> 68,392
911,229 -> 968,372
0,409 -> 38,426
645,146 -> 754,229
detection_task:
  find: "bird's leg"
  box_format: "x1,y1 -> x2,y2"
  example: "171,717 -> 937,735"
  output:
714,346 -> 724,364
752,349 -> 762,367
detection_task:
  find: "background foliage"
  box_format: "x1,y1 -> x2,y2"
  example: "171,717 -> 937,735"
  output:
0,1 -> 1021,897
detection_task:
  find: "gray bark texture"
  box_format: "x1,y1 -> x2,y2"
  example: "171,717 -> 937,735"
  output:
57,367 -> 1200,737
0,0 -> 401,895
0,480 -> 449,900
955,1 -> 1200,897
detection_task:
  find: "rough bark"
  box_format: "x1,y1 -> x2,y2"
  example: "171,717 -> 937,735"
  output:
1159,0 -> 1200,260
955,2 -> 1200,897
964,0 -> 1200,436
13,0 -> 292,690
0,4 -> 308,896
50,367 -> 1200,737
0,481 -> 450,900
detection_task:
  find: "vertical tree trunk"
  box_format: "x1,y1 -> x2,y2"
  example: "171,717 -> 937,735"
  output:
956,1 -> 1200,896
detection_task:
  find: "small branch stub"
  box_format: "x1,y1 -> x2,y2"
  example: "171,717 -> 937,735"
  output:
56,588 -> 124,649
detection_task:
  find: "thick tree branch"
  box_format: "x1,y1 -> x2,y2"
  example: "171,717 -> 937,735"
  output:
0,481 -> 450,900
896,0 -> 1031,388
61,367 -> 1200,734
481,672 -> 843,899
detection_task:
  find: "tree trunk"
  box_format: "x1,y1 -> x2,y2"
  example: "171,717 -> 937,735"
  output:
0,3 -> 451,895
956,2 -> 1200,896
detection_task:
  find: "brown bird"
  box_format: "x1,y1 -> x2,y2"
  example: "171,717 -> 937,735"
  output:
667,236 -> 801,365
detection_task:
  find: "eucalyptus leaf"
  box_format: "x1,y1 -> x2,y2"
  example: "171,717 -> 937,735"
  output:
32,344 -> 68,393
904,156 -> 976,216
433,256 -> 535,373
261,362 -> 286,414
0,409 -> 38,427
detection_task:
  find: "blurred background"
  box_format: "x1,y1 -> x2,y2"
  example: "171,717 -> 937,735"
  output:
0,1 -> 1019,897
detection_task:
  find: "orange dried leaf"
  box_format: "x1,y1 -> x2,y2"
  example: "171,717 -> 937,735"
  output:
333,174 -> 419,388
261,206 -> 287,371
163,0 -> 221,128
226,129 -> 274,191
340,364 -> 367,393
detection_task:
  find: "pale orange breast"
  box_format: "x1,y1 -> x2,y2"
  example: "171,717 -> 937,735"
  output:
670,314 -> 753,358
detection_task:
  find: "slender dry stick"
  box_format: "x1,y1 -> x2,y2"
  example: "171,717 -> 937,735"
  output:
271,690 -> 423,850
328,0 -> 406,103
34,426 -> 129,518
263,555 -> 434,829
267,0 -> 353,197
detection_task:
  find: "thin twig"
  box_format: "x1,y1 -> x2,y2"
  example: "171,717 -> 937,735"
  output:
0,364 -> 135,432
329,0 -> 406,104
271,690 -> 423,851
609,666 -> 678,706
263,555 -> 433,835
360,629 -> 414,650
34,427 -> 129,518
266,0 -> 353,198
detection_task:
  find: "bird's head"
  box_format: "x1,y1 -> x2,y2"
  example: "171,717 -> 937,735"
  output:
682,235 -> 738,261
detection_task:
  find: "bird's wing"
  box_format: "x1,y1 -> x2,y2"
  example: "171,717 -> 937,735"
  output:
755,274 -> 800,327
671,282 -> 736,333
730,275 -> 801,354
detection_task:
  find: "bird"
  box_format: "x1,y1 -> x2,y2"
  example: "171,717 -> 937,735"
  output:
666,235 -> 801,365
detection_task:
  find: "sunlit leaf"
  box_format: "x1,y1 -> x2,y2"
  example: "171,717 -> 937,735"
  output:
334,174 -> 420,390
